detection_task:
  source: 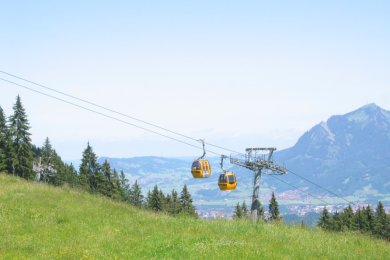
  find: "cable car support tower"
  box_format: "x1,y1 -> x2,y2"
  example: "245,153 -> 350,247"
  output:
230,148 -> 288,221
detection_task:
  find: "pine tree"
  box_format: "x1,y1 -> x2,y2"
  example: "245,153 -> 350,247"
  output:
62,163 -> 79,187
385,215 -> 390,241
36,137 -> 57,183
233,202 -> 243,219
49,151 -> 67,186
241,201 -> 249,218
31,144 -> 41,158
168,189 -> 181,215
79,143 -> 101,191
318,207 -> 332,229
165,193 -> 172,213
375,201 -> 387,238
118,170 -> 130,200
340,205 -> 355,231
8,95 -> 33,179
331,211 -> 342,231
129,180 -> 144,207
0,142 -> 6,172
179,184 -> 196,217
158,189 -> 167,211
145,190 -> 151,209
364,205 -> 376,233
269,192 -> 281,222
34,137 -> 73,186
0,106 -> 8,172
147,185 -> 163,212
100,160 -> 116,198
354,207 -> 367,231
111,169 -> 122,198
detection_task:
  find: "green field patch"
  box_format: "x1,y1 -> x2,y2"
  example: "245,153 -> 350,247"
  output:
0,173 -> 389,259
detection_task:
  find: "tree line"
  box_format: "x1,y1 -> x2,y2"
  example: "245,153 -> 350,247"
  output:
233,192 -> 281,222
318,203 -> 390,241
0,95 -> 197,217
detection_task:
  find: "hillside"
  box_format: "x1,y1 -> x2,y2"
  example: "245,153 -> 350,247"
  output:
1,174 -> 389,259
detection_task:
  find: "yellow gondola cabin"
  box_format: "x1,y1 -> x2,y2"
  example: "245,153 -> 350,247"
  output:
191,159 -> 212,178
191,139 -> 212,178
218,171 -> 237,190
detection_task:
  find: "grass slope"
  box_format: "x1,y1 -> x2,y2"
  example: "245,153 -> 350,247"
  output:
0,174 -> 389,259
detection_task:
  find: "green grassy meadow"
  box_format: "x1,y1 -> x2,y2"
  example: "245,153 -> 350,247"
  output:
0,173 -> 389,259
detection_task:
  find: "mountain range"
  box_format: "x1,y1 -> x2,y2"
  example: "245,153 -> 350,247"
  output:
276,103 -> 390,196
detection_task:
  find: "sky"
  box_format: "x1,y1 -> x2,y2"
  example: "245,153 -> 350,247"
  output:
1,1 -> 389,160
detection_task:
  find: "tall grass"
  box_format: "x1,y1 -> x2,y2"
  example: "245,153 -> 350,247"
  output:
0,173 -> 389,259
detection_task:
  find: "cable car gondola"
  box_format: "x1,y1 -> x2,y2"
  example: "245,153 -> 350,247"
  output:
191,140 -> 211,178
218,155 -> 237,190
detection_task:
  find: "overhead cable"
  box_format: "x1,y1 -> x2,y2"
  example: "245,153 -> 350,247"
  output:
0,77 -> 222,156
288,169 -> 355,205
0,70 -> 242,155
268,175 -> 331,205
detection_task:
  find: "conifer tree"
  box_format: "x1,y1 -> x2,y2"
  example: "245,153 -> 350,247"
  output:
0,106 -> 8,172
233,202 -> 243,219
241,201 -> 249,218
35,137 -> 57,184
158,189 -> 167,211
179,184 -> 196,217
165,193 -> 172,212
340,205 -> 355,231
331,211 -> 342,231
167,189 -> 181,215
118,170 -> 130,200
101,160 -> 112,183
111,169 -> 122,197
62,163 -> 79,187
375,201 -> 388,238
147,185 -> 163,212
0,146 -> 6,172
100,160 -> 116,198
8,95 -> 33,179
51,152 -> 69,186
38,138 -> 74,187
318,207 -> 332,229
145,190 -> 151,208
129,180 -> 144,207
354,207 -> 367,231
31,144 -> 41,158
364,205 -> 376,233
79,143 -> 101,191
385,215 -> 390,241
269,192 -> 281,222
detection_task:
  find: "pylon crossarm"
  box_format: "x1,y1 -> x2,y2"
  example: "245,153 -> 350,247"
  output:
229,147 -> 288,222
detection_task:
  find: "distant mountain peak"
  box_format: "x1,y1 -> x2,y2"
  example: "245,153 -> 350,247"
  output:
344,103 -> 389,124
362,102 -> 379,108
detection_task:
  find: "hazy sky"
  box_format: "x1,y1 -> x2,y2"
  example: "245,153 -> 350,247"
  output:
1,1 -> 389,160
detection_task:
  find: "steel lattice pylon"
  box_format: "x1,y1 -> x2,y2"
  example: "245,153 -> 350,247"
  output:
230,148 -> 288,221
